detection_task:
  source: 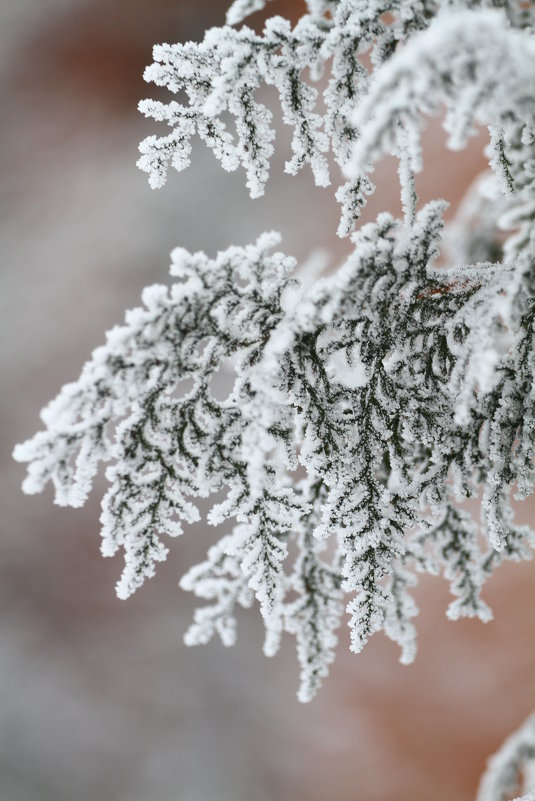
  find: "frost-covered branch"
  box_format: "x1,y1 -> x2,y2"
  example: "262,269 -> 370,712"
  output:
478,711 -> 535,801
14,0 -> 535,707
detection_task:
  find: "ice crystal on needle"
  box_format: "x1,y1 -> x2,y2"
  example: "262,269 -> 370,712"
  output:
14,0 -> 535,710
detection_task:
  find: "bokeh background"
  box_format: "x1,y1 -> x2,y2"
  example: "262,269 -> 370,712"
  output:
2,2 -> 535,800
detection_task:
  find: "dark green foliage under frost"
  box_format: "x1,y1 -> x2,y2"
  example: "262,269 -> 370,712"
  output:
14,0 -> 535,710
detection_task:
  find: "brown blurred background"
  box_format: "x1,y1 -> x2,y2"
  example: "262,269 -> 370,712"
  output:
2,2 -> 535,800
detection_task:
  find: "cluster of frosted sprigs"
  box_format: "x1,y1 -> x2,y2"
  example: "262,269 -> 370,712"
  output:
136,0 -> 534,236
14,0 -> 535,702
477,710 -> 535,801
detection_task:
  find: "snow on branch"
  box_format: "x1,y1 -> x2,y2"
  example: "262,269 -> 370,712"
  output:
15,234 -> 297,601
348,9 -> 535,213
141,0 -> 514,233
14,0 -> 535,707
477,711 -> 535,801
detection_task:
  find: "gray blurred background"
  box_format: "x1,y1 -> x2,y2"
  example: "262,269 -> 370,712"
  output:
2,2 -> 535,800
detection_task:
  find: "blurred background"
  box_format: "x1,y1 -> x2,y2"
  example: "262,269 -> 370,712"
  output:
2,1 -> 535,800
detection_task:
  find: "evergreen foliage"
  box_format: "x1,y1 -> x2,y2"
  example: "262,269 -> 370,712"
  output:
477,711 -> 535,801
14,0 -> 535,718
